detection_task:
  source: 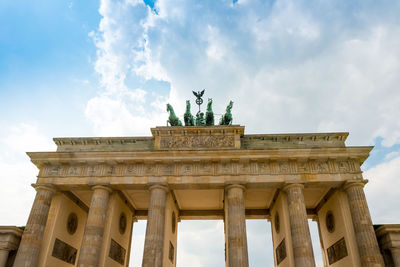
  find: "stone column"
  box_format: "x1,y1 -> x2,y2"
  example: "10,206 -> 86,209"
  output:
0,250 -> 9,267
225,184 -> 249,267
343,180 -> 384,266
77,185 -> 112,267
391,247 -> 400,267
14,185 -> 56,267
283,183 -> 316,267
142,184 -> 169,267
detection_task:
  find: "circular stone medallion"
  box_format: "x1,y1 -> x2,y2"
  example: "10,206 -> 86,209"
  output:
67,213 -> 78,235
172,212 -> 176,234
119,212 -> 127,235
326,211 -> 335,233
274,212 -> 280,233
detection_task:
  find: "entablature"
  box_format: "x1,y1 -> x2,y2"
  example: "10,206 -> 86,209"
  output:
29,146 -> 371,180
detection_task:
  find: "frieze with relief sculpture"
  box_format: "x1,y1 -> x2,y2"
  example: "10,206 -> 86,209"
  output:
160,135 -> 235,149
40,158 -> 361,178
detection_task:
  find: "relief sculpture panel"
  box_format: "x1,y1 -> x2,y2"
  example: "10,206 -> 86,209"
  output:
258,161 -> 270,174
67,166 -> 82,176
180,164 -> 194,176
160,164 -> 175,175
217,162 -> 233,175
143,164 -> 158,176
327,237 -> 348,264
41,159 -> 360,178
297,161 -> 310,173
52,238 -> 77,264
85,165 -> 102,176
125,164 -> 143,176
160,135 -> 235,150
279,161 -> 290,174
197,162 -> 214,175
238,162 -> 250,174
109,239 -> 126,265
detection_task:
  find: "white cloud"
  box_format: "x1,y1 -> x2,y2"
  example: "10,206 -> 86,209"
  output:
177,220 -> 225,267
2,123 -> 55,155
85,93 -> 167,136
93,0 -> 149,93
205,25 -> 227,62
384,151 -> 400,160
364,155 -> 400,223
86,0 -> 173,136
0,123 -> 55,225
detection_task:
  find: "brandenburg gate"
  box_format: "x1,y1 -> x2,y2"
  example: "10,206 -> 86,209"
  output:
10,123 -> 397,267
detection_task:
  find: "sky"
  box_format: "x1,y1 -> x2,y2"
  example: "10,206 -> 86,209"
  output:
1,0 -> 400,266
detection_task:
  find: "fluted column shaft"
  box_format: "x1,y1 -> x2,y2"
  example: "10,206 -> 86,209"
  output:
77,185 -> 112,267
344,181 -> 384,266
142,185 -> 168,267
226,184 -> 249,267
284,183 -> 316,267
0,250 -> 9,267
391,248 -> 400,267
14,185 -> 55,267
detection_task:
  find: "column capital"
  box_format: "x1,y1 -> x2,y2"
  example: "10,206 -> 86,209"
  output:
225,184 -> 246,192
342,179 -> 368,191
391,247 -> 400,253
282,182 -> 304,192
0,246 -> 11,251
148,184 -> 169,193
91,184 -> 113,193
31,183 -> 57,194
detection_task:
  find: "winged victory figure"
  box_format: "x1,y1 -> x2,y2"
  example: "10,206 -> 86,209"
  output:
192,89 -> 205,99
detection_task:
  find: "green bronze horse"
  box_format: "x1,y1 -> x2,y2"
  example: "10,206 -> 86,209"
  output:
166,103 -> 182,126
205,98 -> 214,126
219,100 -> 233,125
184,100 -> 195,126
